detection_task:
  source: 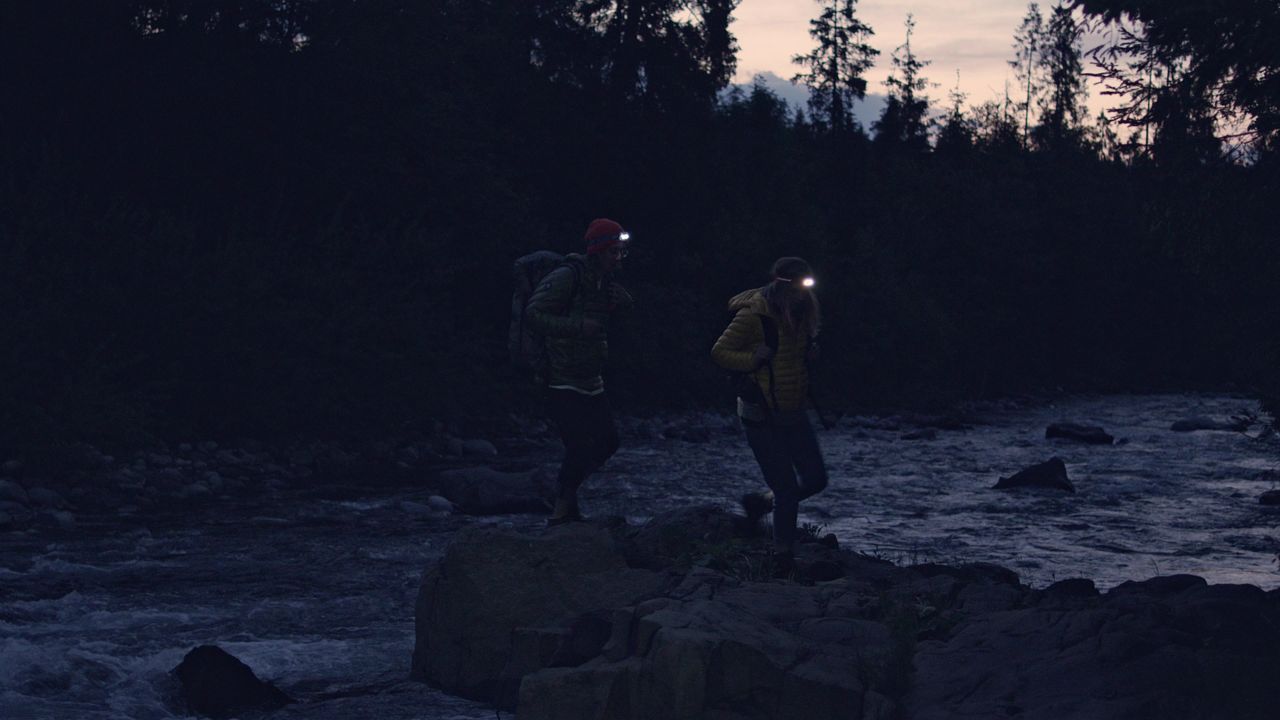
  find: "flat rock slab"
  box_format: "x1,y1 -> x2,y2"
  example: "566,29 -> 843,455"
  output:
1045,422 -> 1114,444
434,465 -> 555,514
907,579 -> 1280,719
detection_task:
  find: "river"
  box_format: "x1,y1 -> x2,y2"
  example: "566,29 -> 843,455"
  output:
2,393 -> 1277,718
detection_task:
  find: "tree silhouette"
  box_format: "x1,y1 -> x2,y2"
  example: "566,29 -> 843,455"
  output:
1009,3 -> 1045,148
873,13 -> 933,150
1034,2 -> 1088,150
792,0 -> 879,135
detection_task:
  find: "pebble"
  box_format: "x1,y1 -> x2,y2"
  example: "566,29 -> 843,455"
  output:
25,487 -> 63,509
427,495 -> 455,513
0,479 -> 29,505
178,443 -> 193,453
463,439 -> 499,457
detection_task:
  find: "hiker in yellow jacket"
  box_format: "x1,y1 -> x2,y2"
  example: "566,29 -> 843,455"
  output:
711,257 -> 829,571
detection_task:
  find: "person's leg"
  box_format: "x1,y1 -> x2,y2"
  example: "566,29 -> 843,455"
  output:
744,424 -> 801,553
546,390 -> 594,520
568,392 -> 619,517
785,415 -> 829,502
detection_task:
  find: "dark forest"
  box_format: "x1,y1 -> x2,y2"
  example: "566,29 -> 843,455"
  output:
2,0 -> 1277,456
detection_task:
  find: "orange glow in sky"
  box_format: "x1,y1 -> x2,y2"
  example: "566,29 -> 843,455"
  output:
733,0 -> 1114,115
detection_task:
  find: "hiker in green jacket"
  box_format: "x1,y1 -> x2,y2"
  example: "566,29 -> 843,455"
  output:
711,257 -> 829,571
525,218 -> 634,525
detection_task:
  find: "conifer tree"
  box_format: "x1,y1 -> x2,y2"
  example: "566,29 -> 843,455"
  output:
936,70 -> 974,155
791,0 -> 878,134
1034,2 -> 1087,150
873,13 -> 933,150
1009,3 -> 1044,149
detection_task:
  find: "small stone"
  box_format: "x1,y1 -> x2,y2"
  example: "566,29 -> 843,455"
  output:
427,495 -> 455,513
151,454 -> 174,467
25,487 -> 64,509
203,472 -> 225,492
0,479 -> 29,505
400,500 -> 436,516
182,483 -> 213,500
199,441 -> 219,453
900,428 -> 938,441
462,439 -> 499,457
178,443 -> 194,453
39,510 -> 76,530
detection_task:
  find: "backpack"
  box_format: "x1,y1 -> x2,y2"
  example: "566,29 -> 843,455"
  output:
727,315 -> 835,429
508,250 -> 582,372
728,313 -> 780,418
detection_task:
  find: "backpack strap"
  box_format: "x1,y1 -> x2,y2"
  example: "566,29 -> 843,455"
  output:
758,314 -> 780,420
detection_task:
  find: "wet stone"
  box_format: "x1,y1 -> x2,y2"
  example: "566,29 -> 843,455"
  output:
0,479 -> 29,505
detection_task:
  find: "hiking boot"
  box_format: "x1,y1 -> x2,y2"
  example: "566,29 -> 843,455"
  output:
740,491 -> 774,523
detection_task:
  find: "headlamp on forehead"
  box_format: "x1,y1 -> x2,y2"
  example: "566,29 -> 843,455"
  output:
618,231 -> 631,242
777,275 -> 816,289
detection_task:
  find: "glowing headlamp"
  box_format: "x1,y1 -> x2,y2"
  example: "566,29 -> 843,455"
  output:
618,231 -> 631,242
777,275 -> 817,288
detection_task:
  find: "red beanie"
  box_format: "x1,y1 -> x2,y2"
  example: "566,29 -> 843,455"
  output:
584,218 -> 627,255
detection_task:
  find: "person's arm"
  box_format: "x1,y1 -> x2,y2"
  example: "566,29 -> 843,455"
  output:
711,309 -> 761,372
525,266 -> 584,338
608,282 -> 634,311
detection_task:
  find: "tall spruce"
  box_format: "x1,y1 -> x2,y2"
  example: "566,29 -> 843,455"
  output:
791,0 -> 878,134
873,13 -> 933,150
1009,3 -> 1045,148
1034,2 -> 1087,150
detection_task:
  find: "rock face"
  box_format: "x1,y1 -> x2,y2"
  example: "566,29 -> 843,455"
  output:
993,457 -> 1075,493
412,522 -> 669,707
433,465 -> 557,514
172,645 -> 290,718
414,508 -> 1280,719
1045,422 -> 1114,444
909,577 -> 1280,719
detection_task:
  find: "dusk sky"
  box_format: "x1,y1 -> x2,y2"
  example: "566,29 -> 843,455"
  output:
732,0 -> 1116,117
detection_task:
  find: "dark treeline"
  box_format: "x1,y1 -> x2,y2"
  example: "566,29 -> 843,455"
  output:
1,0 -> 1277,455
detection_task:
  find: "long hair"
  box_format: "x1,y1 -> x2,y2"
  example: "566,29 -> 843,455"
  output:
762,257 -> 821,337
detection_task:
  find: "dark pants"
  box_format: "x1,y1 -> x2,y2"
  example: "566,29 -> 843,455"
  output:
744,414 -> 828,547
545,388 -> 620,508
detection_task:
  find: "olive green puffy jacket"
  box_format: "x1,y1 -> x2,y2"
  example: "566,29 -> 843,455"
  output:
524,254 -> 630,393
711,288 -> 811,412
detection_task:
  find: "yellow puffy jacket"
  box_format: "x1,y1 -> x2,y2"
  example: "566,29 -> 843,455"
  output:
710,288 -> 812,412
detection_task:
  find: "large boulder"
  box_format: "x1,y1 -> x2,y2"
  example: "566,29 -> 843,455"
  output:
433,465 -> 556,514
1045,422 -> 1114,445
413,508 -> 1280,719
172,645 -> 290,718
907,578 -> 1280,719
412,522 -> 669,707
993,457 -> 1075,493
414,508 -> 934,719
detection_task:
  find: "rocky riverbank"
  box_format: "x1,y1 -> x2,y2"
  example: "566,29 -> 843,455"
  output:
413,507 -> 1280,720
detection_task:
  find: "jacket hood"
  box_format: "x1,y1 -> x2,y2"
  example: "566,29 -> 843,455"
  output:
728,287 -> 768,313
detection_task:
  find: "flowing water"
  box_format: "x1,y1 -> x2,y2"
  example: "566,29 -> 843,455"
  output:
2,394 -> 1278,718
